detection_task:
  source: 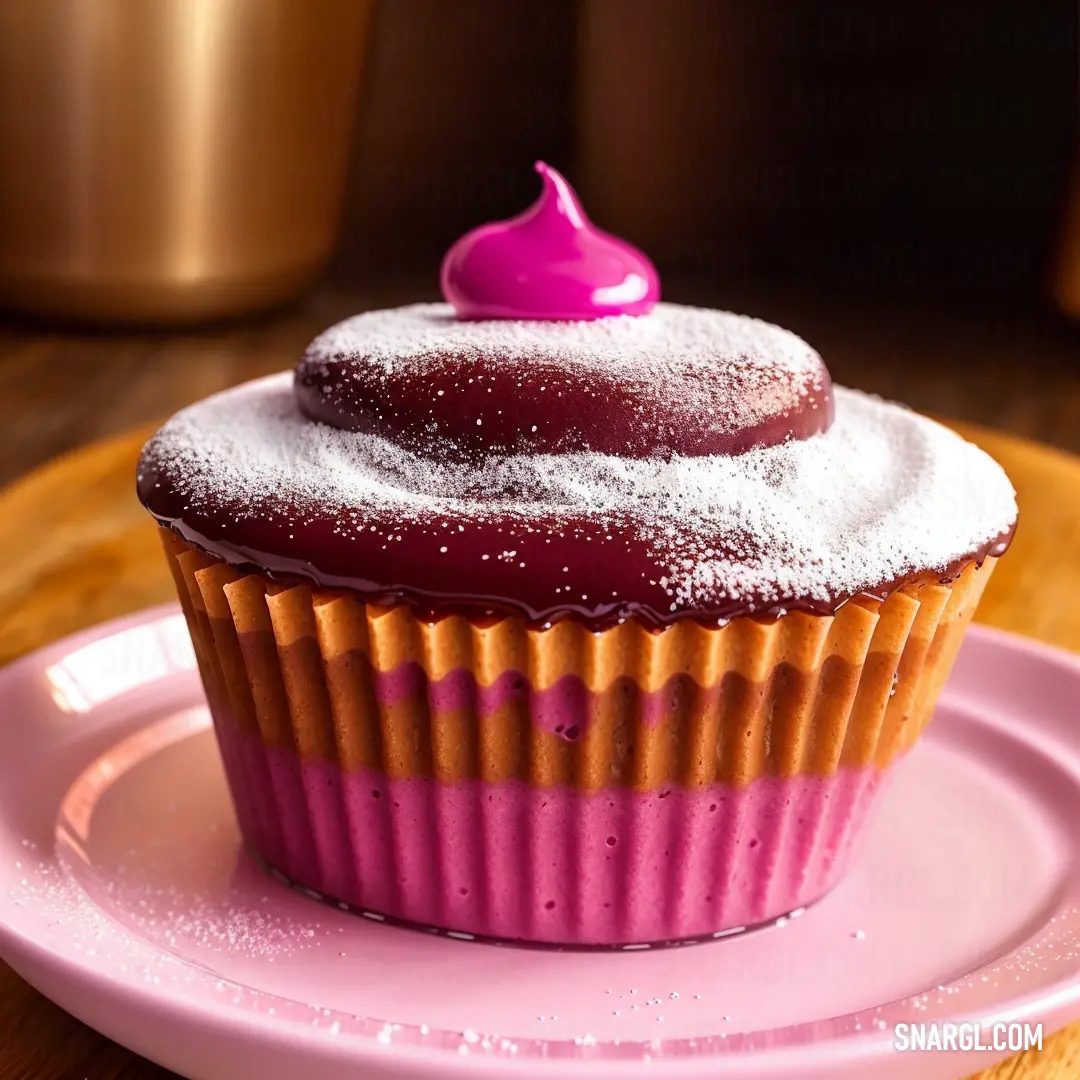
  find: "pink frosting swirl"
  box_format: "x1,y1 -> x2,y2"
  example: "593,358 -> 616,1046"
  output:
439,162 -> 660,320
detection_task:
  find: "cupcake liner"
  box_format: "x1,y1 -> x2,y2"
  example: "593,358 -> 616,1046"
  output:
228,755 -> 888,945
161,528 -> 995,943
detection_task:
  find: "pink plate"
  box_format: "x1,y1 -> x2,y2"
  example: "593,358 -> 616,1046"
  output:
1,606 -> 1079,1079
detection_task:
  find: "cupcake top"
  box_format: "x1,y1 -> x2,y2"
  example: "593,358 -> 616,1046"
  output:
294,303 -> 833,459
138,166 -> 1017,628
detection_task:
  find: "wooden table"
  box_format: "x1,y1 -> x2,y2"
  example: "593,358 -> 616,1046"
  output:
0,419 -> 1078,1079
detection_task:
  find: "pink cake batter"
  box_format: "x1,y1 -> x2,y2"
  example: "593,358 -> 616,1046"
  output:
214,720 -> 887,946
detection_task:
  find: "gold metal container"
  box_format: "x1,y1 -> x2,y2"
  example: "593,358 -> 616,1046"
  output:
0,0 -> 372,325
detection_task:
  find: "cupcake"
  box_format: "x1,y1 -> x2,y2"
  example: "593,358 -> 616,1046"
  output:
137,164 -> 1016,946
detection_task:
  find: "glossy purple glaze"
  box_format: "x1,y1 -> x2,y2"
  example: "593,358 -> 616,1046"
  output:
293,328 -> 833,460
439,162 -> 660,321
139,458 -> 1012,629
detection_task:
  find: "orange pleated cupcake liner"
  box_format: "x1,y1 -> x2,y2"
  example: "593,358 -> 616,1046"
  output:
160,528 -> 995,792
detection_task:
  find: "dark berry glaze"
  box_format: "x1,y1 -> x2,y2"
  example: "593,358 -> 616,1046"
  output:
138,437 -> 1014,632
141,487 -> 1012,631
294,303 -> 834,460
295,344 -> 833,460
137,455 -> 721,630
141,484 -> 712,629
140,158 -> 1018,630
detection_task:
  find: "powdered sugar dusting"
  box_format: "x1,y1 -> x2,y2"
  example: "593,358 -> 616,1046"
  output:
301,303 -> 828,451
141,374 -> 1016,611
308,303 -> 818,375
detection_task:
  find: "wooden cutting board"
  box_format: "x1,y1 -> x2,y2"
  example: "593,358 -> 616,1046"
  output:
0,421 -> 1078,1080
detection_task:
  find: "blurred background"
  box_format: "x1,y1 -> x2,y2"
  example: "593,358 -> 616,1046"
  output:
0,0 -> 1078,486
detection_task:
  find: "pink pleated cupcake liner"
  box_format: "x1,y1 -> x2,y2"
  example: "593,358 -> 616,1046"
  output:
161,528 -> 995,945
216,722 -> 888,945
